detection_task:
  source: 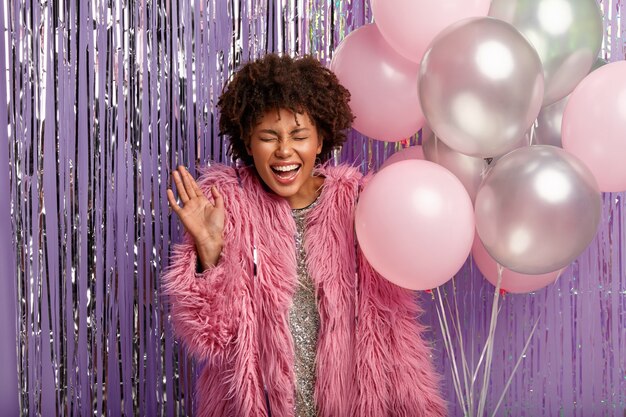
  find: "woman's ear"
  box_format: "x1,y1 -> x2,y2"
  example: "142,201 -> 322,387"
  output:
316,137 -> 323,155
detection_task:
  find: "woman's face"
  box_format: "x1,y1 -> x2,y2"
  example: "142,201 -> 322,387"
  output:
247,108 -> 323,209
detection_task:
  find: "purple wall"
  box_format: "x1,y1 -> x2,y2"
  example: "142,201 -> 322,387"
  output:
2,0 -> 624,415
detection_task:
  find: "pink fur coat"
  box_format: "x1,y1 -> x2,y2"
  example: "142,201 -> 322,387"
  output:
162,164 -> 447,417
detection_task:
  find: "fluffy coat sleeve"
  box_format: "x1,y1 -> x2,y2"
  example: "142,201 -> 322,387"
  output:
355,250 -> 448,416
161,166 -> 250,363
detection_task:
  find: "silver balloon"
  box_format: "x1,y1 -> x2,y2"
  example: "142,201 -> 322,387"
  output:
489,132 -> 530,164
475,145 -> 601,274
534,96 -> 569,147
419,17 -> 544,158
534,57 -> 607,147
489,0 -> 603,106
590,57 -> 608,71
422,129 -> 488,203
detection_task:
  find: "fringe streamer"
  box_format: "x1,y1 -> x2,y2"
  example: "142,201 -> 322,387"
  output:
1,0 -> 624,415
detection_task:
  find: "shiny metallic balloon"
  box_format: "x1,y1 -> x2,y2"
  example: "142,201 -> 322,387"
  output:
489,132 -> 530,164
534,57 -> 607,147
590,57 -> 608,71
489,0 -> 603,106
475,145 -> 601,274
422,129 -> 488,203
419,17 -> 544,158
534,96 -> 568,147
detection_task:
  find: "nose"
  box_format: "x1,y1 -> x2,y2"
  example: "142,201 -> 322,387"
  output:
275,140 -> 293,158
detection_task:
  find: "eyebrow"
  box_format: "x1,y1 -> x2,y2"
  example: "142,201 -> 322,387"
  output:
258,127 -> 310,135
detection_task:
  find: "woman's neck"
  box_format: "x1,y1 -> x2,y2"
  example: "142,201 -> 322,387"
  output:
286,175 -> 324,209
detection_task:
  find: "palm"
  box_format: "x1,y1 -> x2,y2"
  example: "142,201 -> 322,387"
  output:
178,195 -> 224,244
167,166 -> 225,246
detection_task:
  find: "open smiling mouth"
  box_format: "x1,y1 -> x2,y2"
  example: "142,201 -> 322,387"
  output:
271,164 -> 301,182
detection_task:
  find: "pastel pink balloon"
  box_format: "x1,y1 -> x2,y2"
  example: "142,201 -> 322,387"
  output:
330,24 -> 425,141
356,160 -> 475,290
562,60 -> 626,192
379,145 -> 425,170
472,237 -> 562,293
371,0 -> 491,63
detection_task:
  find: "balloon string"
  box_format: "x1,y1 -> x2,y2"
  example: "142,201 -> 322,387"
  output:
480,165 -> 489,179
436,263 -> 544,415
434,299 -> 466,414
476,264 -> 503,416
471,304 -> 502,389
442,277 -> 472,411
490,315 -> 542,417
529,121 -> 537,146
435,287 -> 469,415
468,257 -> 477,410
450,277 -> 472,411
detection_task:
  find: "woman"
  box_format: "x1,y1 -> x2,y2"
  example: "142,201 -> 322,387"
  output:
164,53 -> 446,417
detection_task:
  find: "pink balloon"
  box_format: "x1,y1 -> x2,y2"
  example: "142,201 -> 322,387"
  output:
356,160 -> 475,290
330,24 -> 425,141
472,237 -> 562,293
371,0 -> 491,63
562,60 -> 626,192
379,145 -> 425,170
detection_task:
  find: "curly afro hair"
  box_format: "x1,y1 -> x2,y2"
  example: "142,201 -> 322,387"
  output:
217,54 -> 354,166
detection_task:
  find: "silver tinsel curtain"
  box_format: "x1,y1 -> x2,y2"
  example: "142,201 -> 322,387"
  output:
1,0 -> 624,416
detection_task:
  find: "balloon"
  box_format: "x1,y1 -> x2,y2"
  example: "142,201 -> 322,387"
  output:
371,0 -> 491,63
422,128 -> 487,203
489,0 -> 603,106
330,24 -> 424,141
356,160 -> 475,290
472,236 -> 562,293
380,145 -> 424,171
590,57 -> 608,71
475,145 -> 601,274
534,96 -> 569,147
489,132 -> 530,164
562,60 -> 626,192
534,57 -> 607,147
419,17 -> 544,158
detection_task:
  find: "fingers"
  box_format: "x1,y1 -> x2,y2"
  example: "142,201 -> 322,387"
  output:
171,165 -> 201,203
184,168 -> 223,210
180,166 -> 198,199
170,165 -> 222,210
172,170 -> 190,203
190,174 -> 205,198
166,189 -> 180,212
211,186 -> 224,210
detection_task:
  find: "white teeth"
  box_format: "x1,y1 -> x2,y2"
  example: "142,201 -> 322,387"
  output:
272,164 -> 299,172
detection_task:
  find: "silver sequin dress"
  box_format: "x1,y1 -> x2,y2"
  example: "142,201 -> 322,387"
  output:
289,197 -> 321,417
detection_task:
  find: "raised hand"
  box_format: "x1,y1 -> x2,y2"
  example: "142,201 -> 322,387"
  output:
167,166 -> 225,269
